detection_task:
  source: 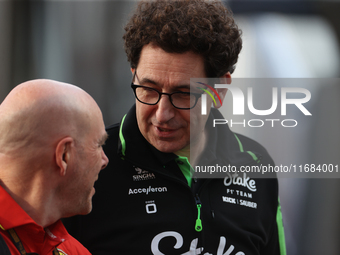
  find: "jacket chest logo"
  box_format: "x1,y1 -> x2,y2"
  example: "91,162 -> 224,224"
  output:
133,167 -> 156,181
224,172 -> 256,192
222,173 -> 258,209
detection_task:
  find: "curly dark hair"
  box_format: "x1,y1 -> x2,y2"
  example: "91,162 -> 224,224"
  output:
123,0 -> 242,77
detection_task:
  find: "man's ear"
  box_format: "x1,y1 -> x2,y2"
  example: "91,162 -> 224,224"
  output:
218,72 -> 232,85
215,72 -> 231,108
214,88 -> 228,109
131,68 -> 135,75
55,137 -> 74,176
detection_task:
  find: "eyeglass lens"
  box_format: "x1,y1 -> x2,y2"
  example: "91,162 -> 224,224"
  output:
134,86 -> 197,109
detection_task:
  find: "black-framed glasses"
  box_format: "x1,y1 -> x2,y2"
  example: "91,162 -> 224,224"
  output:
131,70 -> 203,110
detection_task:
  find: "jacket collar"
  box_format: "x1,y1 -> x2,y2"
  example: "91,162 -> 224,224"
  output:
0,185 -> 69,244
118,105 -> 177,169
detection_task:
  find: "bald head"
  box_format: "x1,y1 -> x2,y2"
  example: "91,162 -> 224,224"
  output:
0,79 -> 103,159
0,79 -> 108,224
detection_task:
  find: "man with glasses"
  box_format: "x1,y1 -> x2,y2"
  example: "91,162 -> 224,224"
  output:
64,0 -> 286,254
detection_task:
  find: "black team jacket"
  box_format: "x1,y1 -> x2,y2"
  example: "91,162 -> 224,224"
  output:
63,105 -> 286,255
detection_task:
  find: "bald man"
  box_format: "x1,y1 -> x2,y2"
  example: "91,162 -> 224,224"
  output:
0,79 -> 109,254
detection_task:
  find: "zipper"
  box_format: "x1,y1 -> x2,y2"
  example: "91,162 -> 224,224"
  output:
195,194 -> 203,232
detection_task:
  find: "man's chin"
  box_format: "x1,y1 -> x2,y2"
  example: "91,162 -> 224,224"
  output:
78,203 -> 93,216
151,140 -> 188,154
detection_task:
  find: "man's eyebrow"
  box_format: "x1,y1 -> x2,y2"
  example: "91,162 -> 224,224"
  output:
99,133 -> 109,145
138,77 -> 158,86
176,84 -> 191,90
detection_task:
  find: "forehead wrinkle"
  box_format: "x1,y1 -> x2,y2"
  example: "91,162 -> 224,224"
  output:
137,68 -> 195,90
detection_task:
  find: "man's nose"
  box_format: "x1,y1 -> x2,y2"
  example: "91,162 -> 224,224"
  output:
155,94 -> 175,123
101,149 -> 109,170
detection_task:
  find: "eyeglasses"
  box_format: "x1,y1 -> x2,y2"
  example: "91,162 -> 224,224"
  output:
131,70 -> 203,110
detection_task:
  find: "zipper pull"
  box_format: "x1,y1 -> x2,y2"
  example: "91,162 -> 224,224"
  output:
195,195 -> 203,232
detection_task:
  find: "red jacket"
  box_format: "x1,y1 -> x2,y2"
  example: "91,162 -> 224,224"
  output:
0,185 -> 91,255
